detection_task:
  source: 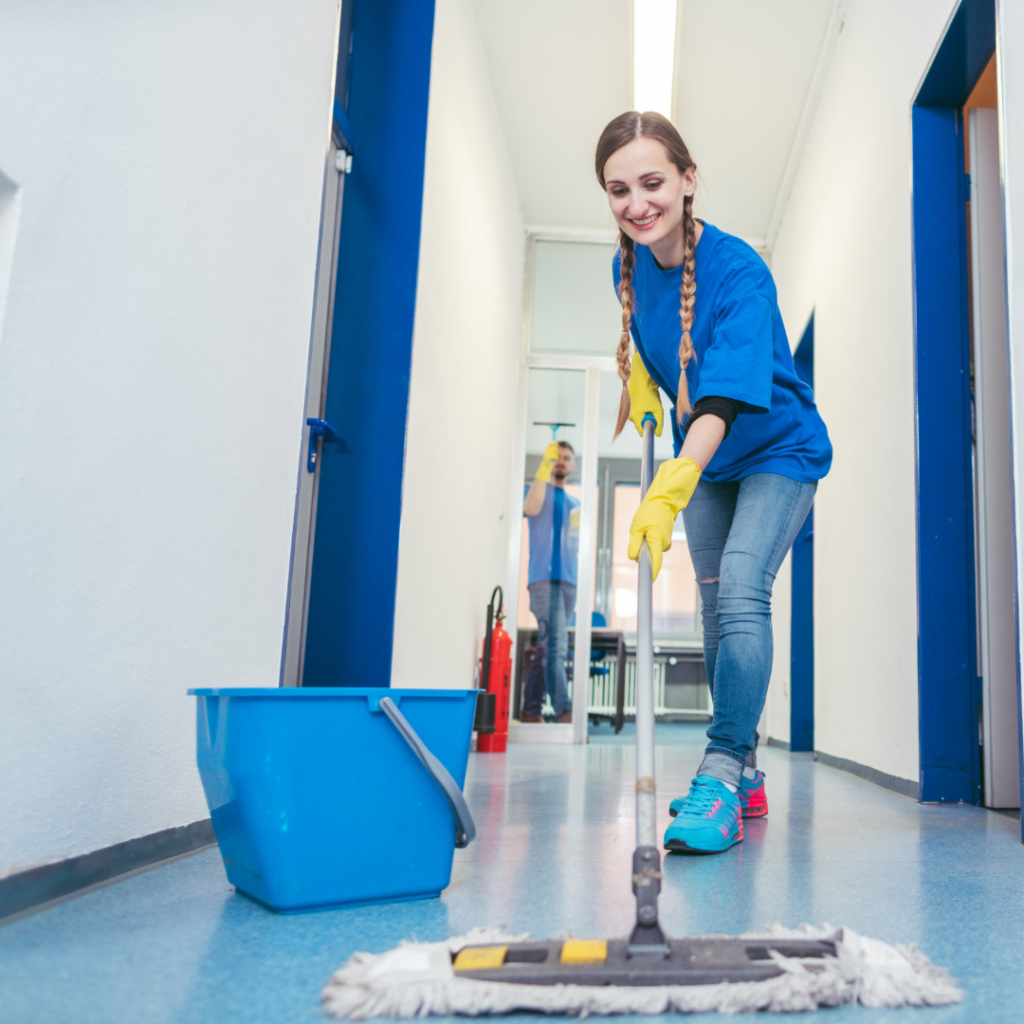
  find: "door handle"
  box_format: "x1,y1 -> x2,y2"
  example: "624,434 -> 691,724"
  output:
306,418 -> 349,472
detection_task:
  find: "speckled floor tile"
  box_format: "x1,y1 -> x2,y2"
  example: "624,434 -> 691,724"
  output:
1,722 -> 1022,1022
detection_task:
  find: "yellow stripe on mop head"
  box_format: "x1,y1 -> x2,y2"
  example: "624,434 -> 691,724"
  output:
560,939 -> 608,964
453,946 -> 508,971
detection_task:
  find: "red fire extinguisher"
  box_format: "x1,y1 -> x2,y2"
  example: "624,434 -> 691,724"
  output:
476,586 -> 512,753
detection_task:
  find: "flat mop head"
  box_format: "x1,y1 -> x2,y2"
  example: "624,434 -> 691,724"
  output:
448,934 -> 838,987
322,924 -> 962,1018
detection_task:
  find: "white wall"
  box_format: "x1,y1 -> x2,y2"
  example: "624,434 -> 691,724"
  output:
769,0 -> 958,782
0,0 -> 338,873
391,0 -> 524,690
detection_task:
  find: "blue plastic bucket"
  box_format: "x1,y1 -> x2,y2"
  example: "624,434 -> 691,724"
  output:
188,687 -> 478,913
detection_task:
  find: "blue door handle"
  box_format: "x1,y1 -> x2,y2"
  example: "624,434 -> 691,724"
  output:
306,418 -> 350,472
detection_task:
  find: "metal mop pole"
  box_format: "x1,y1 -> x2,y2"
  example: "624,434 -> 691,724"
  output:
628,414 -> 668,955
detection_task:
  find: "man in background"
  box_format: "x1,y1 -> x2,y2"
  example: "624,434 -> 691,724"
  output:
522,440 -> 579,723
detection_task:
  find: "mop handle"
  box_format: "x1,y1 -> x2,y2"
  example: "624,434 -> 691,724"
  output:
635,415 -> 657,850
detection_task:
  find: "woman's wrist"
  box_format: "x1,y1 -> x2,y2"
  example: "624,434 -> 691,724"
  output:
679,413 -> 725,470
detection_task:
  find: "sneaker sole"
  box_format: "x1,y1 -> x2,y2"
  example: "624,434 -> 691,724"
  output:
664,835 -> 741,854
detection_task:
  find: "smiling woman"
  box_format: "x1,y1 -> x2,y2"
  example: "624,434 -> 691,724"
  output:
594,109 -> 831,856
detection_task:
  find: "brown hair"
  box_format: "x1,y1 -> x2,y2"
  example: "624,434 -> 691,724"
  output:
595,111 -> 697,438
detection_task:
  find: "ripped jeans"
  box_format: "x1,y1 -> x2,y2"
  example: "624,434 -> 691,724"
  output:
682,473 -> 816,788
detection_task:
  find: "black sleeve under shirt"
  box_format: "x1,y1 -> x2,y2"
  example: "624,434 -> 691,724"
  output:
684,396 -> 740,439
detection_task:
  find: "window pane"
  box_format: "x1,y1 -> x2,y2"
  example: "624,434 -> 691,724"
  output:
589,372 -> 709,721
529,240 -> 622,356
608,484 -> 697,635
594,371 -> 697,640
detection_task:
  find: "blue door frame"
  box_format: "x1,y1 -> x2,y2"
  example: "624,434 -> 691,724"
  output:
302,0 -> 436,687
911,0 -> 994,802
790,318 -> 815,753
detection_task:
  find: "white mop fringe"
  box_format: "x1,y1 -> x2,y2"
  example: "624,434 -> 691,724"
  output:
321,924 -> 962,1018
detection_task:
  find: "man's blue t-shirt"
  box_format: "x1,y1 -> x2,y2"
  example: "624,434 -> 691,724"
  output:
612,221 -> 832,483
523,484 -> 580,585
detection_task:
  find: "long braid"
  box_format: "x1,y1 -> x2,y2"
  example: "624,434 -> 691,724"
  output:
613,230 -> 636,439
675,194 -> 697,421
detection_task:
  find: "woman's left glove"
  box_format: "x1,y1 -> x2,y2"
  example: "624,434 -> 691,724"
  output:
627,352 -> 663,437
628,458 -> 702,581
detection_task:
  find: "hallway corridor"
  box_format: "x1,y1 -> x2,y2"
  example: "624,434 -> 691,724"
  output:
2,724 -> 1021,1022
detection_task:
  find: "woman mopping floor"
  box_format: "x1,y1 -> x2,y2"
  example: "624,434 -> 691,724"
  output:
599,111 -> 832,855
321,113 -> 962,1018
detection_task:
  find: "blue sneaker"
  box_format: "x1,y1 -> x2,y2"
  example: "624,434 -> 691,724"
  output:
664,776 -> 743,854
670,770 -> 768,819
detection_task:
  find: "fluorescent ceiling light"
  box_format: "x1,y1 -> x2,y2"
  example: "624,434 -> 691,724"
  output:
633,0 -> 677,118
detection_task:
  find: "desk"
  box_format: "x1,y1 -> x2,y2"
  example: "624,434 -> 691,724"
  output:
512,631 -> 709,735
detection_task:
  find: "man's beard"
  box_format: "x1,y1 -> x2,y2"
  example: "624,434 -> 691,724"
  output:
551,469 -> 567,481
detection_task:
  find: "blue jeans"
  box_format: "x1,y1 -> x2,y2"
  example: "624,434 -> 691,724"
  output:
682,473 -> 816,787
522,580 -> 576,717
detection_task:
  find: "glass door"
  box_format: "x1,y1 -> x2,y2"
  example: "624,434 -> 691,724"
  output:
512,367 -> 591,739
507,233 -> 710,744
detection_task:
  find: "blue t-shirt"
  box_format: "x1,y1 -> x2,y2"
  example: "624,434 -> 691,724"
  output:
612,222 -> 832,483
523,484 -> 580,585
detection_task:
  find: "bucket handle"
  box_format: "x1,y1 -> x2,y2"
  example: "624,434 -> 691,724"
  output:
379,697 -> 477,848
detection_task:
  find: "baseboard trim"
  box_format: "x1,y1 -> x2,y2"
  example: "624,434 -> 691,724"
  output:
767,737 -> 790,750
0,819 -> 216,926
815,750 -> 920,800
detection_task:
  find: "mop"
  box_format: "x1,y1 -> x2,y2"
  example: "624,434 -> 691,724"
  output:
322,419 -> 962,1017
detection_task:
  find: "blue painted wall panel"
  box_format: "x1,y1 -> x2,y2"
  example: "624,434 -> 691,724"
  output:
911,104 -> 979,802
790,320 -> 814,753
790,507 -> 814,752
303,0 -> 436,687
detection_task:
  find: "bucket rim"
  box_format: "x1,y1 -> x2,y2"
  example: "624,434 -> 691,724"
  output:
188,687 -> 479,698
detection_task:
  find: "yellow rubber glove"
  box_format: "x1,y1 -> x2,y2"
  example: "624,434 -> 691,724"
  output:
627,351 -> 663,438
628,458 -> 702,581
535,441 -> 561,482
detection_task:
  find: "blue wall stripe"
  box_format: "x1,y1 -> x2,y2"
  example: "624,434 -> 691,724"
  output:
790,317 -> 815,753
303,0 -> 436,688
911,103 -> 980,803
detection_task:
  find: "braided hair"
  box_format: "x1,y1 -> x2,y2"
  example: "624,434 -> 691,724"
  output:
596,111 -> 698,438
614,230 -> 637,438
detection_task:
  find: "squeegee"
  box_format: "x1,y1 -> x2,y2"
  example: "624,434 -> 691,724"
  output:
533,420 -> 576,441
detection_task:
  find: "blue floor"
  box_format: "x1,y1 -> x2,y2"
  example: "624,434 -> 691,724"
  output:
2,723 -> 1024,1022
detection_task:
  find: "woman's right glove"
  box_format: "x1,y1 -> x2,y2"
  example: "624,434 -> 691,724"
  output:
627,351 -> 664,437
628,458 -> 702,581
535,441 -> 561,482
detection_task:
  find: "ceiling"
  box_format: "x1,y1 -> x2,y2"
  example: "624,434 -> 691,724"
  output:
473,0 -> 838,245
